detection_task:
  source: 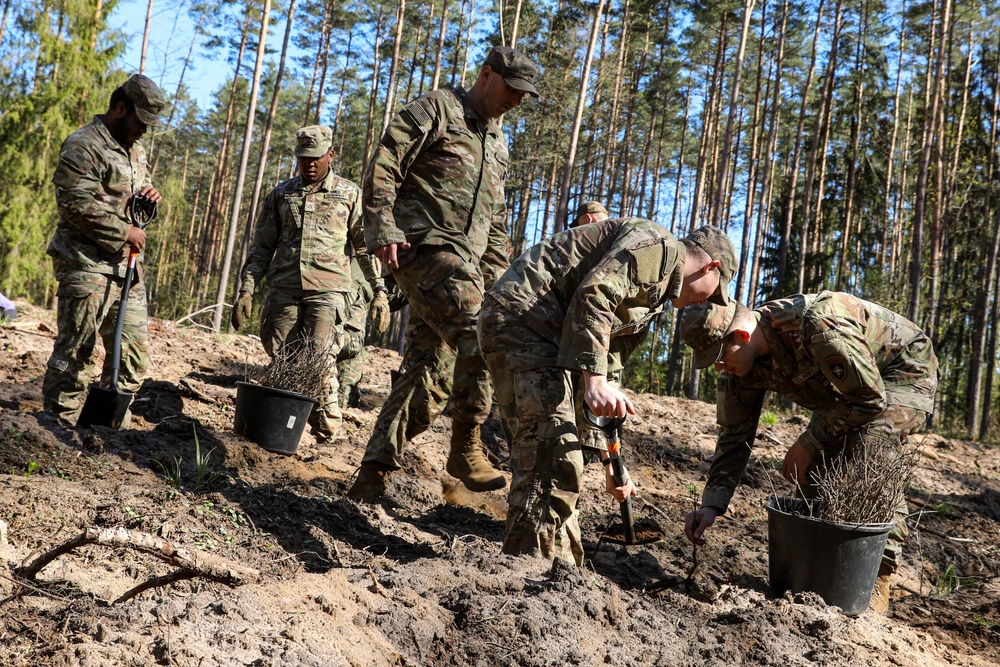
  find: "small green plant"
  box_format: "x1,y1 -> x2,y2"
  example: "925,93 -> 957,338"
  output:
932,501 -> 951,516
24,460 -> 39,480
193,425 -> 224,488
973,614 -> 997,630
933,563 -> 962,596
156,456 -> 183,489
760,411 -> 779,426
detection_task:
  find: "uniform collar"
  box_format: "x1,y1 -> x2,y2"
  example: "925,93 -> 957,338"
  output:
92,115 -> 132,156
665,243 -> 686,301
456,86 -> 493,131
295,167 -> 336,193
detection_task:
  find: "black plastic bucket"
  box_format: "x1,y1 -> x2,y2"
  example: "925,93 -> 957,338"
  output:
766,496 -> 893,616
234,382 -> 317,455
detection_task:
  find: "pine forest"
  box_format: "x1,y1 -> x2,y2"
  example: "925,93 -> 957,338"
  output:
1,0 -> 999,439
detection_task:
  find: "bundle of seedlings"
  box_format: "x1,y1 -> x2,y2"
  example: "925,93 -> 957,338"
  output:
257,337 -> 335,401
811,433 -> 919,525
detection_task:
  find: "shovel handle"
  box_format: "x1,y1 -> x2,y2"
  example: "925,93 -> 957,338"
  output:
109,250 -> 139,389
607,436 -> 637,543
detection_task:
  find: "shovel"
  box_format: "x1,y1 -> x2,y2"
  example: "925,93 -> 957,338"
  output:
77,195 -> 156,429
584,406 -> 665,546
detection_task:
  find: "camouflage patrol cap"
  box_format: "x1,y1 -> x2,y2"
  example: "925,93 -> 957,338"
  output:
120,74 -> 165,127
679,301 -> 738,369
571,201 -> 609,228
484,46 -> 540,98
684,225 -> 737,306
294,125 -> 333,157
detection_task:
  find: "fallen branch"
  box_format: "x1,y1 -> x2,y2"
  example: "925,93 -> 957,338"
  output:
15,527 -> 259,601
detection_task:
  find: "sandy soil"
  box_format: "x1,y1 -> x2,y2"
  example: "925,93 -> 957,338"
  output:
0,302 -> 998,666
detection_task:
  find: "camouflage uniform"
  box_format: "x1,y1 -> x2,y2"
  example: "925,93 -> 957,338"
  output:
685,291 -> 938,572
43,115 -> 155,425
239,151 -> 381,438
480,218 -> 693,564
337,257 -> 375,408
358,85 -> 511,469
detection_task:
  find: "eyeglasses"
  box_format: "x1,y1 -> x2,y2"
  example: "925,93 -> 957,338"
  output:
713,331 -> 734,366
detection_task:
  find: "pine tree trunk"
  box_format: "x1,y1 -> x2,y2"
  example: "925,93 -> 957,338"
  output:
776,0 -> 824,297
140,0 -> 153,74
554,0 -> 607,227
212,0 -> 272,332
380,0 -> 407,136
240,0 -> 297,275
711,0 -> 756,229
430,0 -> 449,89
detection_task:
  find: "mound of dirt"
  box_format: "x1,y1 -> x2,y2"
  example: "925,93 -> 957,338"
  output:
0,302 -> 998,666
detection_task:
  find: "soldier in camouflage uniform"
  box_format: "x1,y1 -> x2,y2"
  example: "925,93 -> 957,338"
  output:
679,292 -> 938,611
566,200 -> 614,459
43,74 -> 166,427
479,219 -> 737,564
347,46 -> 540,501
232,126 -> 389,441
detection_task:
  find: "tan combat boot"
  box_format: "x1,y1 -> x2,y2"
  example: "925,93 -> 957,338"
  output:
870,565 -> 892,613
347,464 -> 390,502
446,422 -> 506,492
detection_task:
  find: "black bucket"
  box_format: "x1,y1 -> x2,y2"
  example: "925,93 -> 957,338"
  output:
234,382 -> 317,455
766,496 -> 893,616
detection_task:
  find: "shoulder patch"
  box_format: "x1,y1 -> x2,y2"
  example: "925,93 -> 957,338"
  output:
825,355 -> 847,381
628,240 -> 665,284
402,99 -> 433,128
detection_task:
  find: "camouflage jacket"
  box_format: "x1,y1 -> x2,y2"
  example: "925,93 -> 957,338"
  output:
486,218 -> 685,376
362,87 -> 510,287
48,116 -> 153,277
702,291 -> 939,513
239,169 -> 381,295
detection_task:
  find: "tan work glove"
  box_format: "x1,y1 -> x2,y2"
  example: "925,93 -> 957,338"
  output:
231,291 -> 253,330
368,289 -> 391,333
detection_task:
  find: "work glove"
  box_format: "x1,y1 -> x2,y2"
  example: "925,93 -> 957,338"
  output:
231,291 -> 253,330
368,289 -> 391,333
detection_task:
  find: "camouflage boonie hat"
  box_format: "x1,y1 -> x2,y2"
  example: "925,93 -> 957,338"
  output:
484,46 -> 540,98
679,301 -> 738,369
295,125 -> 333,157
121,74 -> 165,127
684,225 -> 737,306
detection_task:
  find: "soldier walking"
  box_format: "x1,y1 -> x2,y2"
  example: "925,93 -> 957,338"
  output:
43,74 -> 166,427
479,220 -> 737,565
232,126 -> 389,441
348,46 -> 541,501
679,292 -> 938,612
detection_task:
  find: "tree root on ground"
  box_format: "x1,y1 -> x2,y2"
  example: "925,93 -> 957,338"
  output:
13,526 -> 259,604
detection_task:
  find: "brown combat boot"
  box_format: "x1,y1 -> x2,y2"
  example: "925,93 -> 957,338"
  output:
347,464 -> 390,502
446,422 -> 506,492
870,564 -> 892,613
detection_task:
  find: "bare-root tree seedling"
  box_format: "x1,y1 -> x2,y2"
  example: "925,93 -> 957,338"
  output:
812,433 -> 920,525
257,336 -> 335,401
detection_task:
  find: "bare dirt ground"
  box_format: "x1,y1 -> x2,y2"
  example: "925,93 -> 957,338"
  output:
1,301 -> 998,667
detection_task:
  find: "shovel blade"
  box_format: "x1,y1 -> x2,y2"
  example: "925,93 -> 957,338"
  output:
77,384 -> 133,429
602,518 -> 666,546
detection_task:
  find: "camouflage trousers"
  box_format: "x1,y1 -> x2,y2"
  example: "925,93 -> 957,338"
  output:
43,262 -> 150,427
260,287 -> 345,439
337,328 -> 365,408
804,400 -> 931,573
479,298 -> 586,566
361,247 -> 491,470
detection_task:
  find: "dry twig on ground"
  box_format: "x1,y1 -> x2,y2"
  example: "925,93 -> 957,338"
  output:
14,526 -> 260,604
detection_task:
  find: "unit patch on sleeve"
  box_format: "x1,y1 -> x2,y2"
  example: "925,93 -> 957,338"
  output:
826,355 -> 847,381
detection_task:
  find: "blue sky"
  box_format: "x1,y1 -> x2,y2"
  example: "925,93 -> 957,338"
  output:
109,0 -> 282,111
